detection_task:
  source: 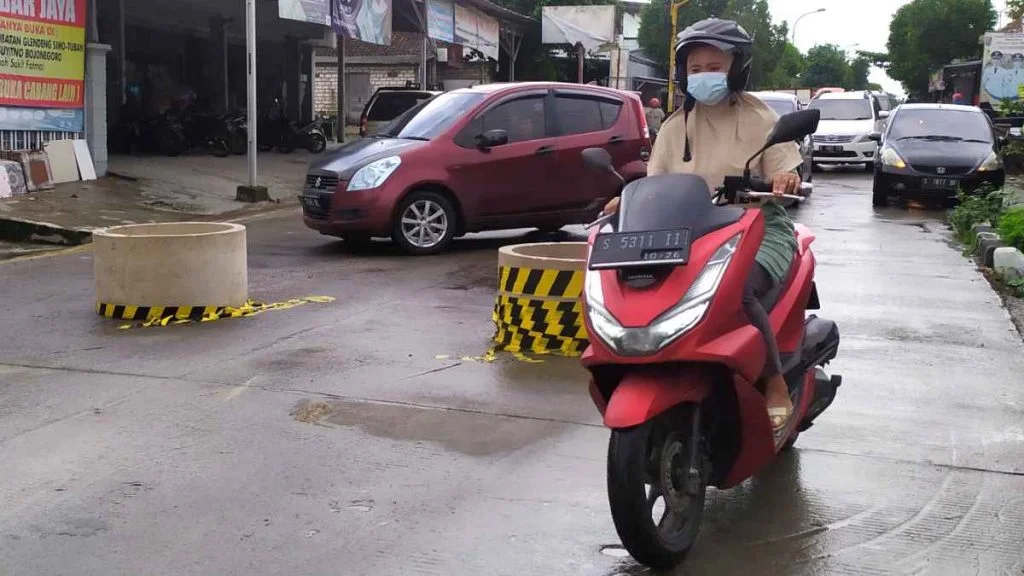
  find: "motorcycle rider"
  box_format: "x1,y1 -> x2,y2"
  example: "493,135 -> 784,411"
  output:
603,18 -> 803,436
645,97 -> 665,133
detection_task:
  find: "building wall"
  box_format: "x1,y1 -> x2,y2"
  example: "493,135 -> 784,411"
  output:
314,63 -> 418,115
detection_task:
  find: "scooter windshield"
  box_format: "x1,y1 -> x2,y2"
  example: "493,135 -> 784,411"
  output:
618,174 -> 742,239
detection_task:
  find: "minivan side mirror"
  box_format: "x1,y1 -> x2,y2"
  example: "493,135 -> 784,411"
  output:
879,110 -> 890,119
476,129 -> 509,150
868,132 -> 882,143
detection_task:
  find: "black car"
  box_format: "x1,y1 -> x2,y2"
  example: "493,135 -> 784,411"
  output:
870,104 -> 1005,206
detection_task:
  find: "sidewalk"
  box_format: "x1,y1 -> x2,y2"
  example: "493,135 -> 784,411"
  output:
0,150 -> 321,246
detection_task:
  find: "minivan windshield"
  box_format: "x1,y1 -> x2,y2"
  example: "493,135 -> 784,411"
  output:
387,92 -> 486,140
809,98 -> 873,121
888,109 -> 992,143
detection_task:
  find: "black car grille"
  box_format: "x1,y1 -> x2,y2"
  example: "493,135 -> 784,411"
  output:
305,173 -> 340,190
909,164 -> 974,176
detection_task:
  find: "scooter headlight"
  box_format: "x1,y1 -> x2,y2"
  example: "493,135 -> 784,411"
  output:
584,234 -> 741,356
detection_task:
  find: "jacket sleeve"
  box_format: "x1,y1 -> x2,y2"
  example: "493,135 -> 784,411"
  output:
760,140 -> 803,177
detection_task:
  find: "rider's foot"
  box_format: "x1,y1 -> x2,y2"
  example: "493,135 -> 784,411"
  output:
765,374 -> 793,434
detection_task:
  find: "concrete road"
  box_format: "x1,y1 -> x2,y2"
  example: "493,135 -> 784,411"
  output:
1,171 -> 1023,576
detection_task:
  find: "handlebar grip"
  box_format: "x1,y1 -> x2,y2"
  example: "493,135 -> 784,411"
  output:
749,177 -> 774,193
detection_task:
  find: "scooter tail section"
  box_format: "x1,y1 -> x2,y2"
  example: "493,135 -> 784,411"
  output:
603,369 -> 713,429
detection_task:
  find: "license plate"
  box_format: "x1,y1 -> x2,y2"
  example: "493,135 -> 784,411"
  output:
589,229 -> 691,270
820,145 -> 844,152
300,195 -> 321,211
922,177 -> 958,190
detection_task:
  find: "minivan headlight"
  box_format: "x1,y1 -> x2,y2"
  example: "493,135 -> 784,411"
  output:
977,151 -> 1003,172
879,146 -> 906,169
348,156 -> 402,191
584,234 -> 741,356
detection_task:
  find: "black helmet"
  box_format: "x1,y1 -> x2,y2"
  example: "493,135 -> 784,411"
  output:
674,18 -> 753,93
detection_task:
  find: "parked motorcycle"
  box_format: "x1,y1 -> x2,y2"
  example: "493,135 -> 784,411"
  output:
180,108 -> 230,157
579,108 -> 841,569
110,111 -> 187,157
222,112 -> 248,155
297,115 -> 329,153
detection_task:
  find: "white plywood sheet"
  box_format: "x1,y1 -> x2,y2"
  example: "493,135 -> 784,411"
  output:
72,140 -> 96,181
44,140 -> 80,184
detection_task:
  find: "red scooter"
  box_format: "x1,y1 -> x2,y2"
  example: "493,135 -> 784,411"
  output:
580,109 -> 841,569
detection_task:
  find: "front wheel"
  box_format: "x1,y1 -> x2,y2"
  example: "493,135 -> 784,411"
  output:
872,174 -> 889,207
392,191 -> 457,255
607,408 -> 706,569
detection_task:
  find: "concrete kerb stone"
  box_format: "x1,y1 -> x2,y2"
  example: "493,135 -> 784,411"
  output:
976,231 -> 1006,268
994,246 -> 1024,279
0,216 -> 93,245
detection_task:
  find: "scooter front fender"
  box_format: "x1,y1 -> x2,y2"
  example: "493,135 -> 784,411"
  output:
604,368 -> 712,429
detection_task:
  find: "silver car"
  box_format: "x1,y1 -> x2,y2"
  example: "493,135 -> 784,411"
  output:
750,91 -> 814,183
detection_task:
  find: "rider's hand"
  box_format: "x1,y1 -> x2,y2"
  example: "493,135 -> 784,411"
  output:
602,197 -> 620,215
772,172 -> 801,196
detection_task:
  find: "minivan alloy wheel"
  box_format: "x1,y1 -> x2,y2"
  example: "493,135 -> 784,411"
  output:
401,199 -> 449,249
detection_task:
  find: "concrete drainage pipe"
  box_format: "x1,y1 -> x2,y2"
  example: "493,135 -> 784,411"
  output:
94,222 -> 247,321
494,242 -> 589,357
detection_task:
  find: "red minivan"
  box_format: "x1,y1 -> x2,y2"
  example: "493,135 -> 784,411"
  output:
301,82 -> 651,254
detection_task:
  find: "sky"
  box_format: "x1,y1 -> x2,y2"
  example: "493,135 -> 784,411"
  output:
766,0 -> 1010,96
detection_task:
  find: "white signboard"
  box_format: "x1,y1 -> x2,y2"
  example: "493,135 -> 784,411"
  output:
542,5 -> 616,52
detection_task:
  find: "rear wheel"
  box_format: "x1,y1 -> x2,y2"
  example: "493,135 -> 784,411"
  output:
872,174 -> 889,207
607,407 -> 706,569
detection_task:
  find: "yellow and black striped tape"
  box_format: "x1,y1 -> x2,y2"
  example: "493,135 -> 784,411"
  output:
97,296 -> 335,328
498,266 -> 584,299
491,294 -> 589,357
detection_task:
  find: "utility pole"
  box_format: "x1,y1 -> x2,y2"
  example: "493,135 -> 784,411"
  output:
666,0 -> 690,113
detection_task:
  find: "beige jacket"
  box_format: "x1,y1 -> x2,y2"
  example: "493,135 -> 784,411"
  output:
647,92 -> 802,189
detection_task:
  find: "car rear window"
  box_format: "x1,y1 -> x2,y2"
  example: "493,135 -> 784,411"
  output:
554,95 -> 623,136
808,98 -> 873,121
889,109 -> 992,143
367,92 -> 432,121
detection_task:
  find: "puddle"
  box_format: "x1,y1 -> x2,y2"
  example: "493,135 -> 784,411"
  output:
600,545 -> 630,558
291,399 -> 566,456
292,401 -> 333,423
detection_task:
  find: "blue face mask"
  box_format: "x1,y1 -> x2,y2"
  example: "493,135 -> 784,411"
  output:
687,72 -> 730,106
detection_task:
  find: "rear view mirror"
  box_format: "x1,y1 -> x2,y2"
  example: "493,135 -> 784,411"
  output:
879,110 -> 890,119
582,147 -> 614,173
765,109 -> 821,147
476,129 -> 508,150
868,132 -> 882,143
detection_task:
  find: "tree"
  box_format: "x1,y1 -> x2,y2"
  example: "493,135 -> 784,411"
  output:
637,0 -> 800,88
850,57 -> 872,90
887,0 -> 997,99
802,45 -> 852,88
1008,0 -> 1024,21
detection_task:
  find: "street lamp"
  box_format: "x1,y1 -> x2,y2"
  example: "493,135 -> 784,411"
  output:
666,0 -> 691,113
791,8 -> 825,45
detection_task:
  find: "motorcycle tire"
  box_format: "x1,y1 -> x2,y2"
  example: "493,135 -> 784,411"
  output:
308,133 -> 327,154
208,138 -> 230,158
257,142 -> 273,152
277,140 -> 295,154
607,407 -> 705,570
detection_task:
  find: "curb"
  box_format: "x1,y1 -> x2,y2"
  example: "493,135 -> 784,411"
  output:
0,216 -> 92,245
972,222 -> 1024,278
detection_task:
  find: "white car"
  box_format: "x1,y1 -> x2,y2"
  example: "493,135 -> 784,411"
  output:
808,91 -> 889,172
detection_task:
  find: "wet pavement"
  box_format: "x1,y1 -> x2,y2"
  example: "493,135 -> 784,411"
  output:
1,170 -> 1023,575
